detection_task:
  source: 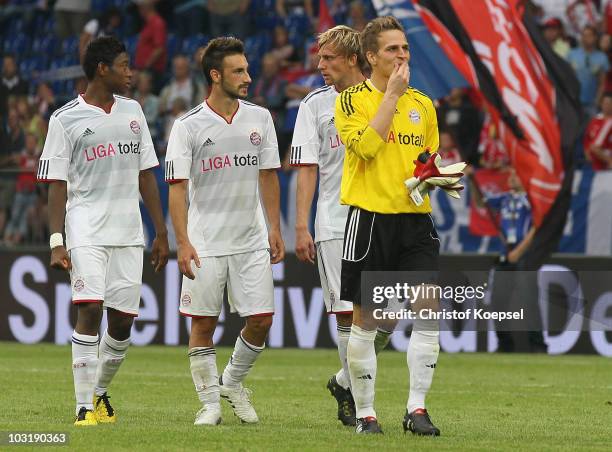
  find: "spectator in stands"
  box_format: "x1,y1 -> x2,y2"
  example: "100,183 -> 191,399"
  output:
134,0 -> 168,92
347,0 -> 369,32
134,71 -> 160,142
567,25 -> 609,116
542,17 -> 571,59
2,54 -> 29,99
283,46 -> 323,132
159,55 -> 205,116
207,0 -> 251,40
2,131 -> 39,246
437,87 -> 482,166
438,131 -> 463,165
583,91 -> 612,170
250,53 -> 287,125
269,25 -> 301,69
598,32 -> 612,93
192,46 -> 208,87
2,107 -> 24,158
162,97 -> 188,150
174,0 -> 207,37
15,97 -> 46,149
79,7 -> 122,63
54,0 -> 92,39
34,82 -> 57,121
276,0 -> 314,26
478,113 -> 510,169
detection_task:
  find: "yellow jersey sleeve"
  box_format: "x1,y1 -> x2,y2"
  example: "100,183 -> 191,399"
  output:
335,90 -> 386,161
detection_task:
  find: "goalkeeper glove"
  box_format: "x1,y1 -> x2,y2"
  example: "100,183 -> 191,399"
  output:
404,149 -> 466,206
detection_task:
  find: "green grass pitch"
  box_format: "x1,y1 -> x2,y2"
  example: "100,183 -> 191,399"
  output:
1,343 -> 611,451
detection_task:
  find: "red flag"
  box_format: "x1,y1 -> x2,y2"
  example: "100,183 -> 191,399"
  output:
448,0 -> 563,227
317,0 -> 335,33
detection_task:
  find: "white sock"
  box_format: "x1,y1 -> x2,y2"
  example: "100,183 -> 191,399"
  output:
407,319 -> 440,413
72,331 -> 99,414
335,325 -> 351,390
94,330 -> 130,397
347,324 -> 377,419
189,347 -> 220,406
374,328 -> 392,354
221,334 -> 264,388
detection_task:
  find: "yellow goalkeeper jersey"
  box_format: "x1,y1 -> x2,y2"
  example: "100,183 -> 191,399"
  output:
335,79 -> 439,214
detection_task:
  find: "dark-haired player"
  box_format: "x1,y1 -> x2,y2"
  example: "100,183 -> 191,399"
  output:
166,37 -> 284,426
38,36 -> 169,426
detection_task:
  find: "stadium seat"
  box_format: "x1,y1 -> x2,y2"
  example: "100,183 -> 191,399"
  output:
124,35 -> 138,58
180,34 -> 209,56
61,36 -> 79,58
166,33 -> 181,60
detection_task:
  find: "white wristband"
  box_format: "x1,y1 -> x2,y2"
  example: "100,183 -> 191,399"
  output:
49,233 -> 64,249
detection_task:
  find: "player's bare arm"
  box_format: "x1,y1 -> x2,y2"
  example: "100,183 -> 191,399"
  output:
139,169 -> 169,272
295,165 -> 318,264
259,168 -> 285,264
48,180 -> 71,271
168,180 -> 200,279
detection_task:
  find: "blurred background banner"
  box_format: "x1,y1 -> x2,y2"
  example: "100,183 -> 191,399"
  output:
2,251 -> 611,356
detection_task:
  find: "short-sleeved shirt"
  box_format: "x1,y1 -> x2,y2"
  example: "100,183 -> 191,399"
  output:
135,13 -> 167,73
567,47 -> 610,106
164,100 -> 280,257
486,191 -> 532,246
335,79 -> 439,214
289,85 -> 348,242
37,95 -> 159,250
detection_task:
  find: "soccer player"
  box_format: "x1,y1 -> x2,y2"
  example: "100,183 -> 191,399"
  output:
290,25 -> 393,427
335,17 -> 442,435
38,36 -> 169,426
165,37 -> 284,426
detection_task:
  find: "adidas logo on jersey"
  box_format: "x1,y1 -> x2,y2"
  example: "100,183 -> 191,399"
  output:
357,374 -> 373,380
82,128 -> 95,137
327,117 -> 335,126
203,138 -> 215,147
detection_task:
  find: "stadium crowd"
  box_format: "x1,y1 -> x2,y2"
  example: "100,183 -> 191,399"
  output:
0,0 -> 611,246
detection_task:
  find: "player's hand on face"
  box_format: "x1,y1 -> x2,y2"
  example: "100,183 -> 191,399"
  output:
268,229 -> 285,264
387,61 -> 410,98
295,228 -> 316,264
50,246 -> 71,271
151,233 -> 170,272
177,242 -> 201,280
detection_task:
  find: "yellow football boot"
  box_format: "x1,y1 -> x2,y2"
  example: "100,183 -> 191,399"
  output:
93,393 -> 116,423
74,407 -> 97,426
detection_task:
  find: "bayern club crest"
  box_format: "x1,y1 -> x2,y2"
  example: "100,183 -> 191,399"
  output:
181,293 -> 192,307
130,120 -> 141,134
409,109 -> 421,124
73,277 -> 85,292
250,131 -> 262,146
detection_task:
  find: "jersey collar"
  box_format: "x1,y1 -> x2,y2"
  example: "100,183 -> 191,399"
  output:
204,99 -> 240,125
78,94 -> 117,114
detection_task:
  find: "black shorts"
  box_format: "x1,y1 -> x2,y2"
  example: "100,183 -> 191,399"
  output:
340,207 -> 440,305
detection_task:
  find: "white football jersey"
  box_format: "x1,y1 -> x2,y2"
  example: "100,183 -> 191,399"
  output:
290,85 -> 348,242
37,94 -> 159,250
165,100 -> 280,257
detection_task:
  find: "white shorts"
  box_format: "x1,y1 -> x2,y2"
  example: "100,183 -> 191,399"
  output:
180,249 -> 274,318
70,246 -> 144,316
317,239 -> 353,314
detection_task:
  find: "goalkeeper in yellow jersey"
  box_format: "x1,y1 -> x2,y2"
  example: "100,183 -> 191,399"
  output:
335,16 -> 463,436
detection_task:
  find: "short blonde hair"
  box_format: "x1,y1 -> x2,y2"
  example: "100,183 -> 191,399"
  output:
361,16 -> 405,56
318,25 -> 366,71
